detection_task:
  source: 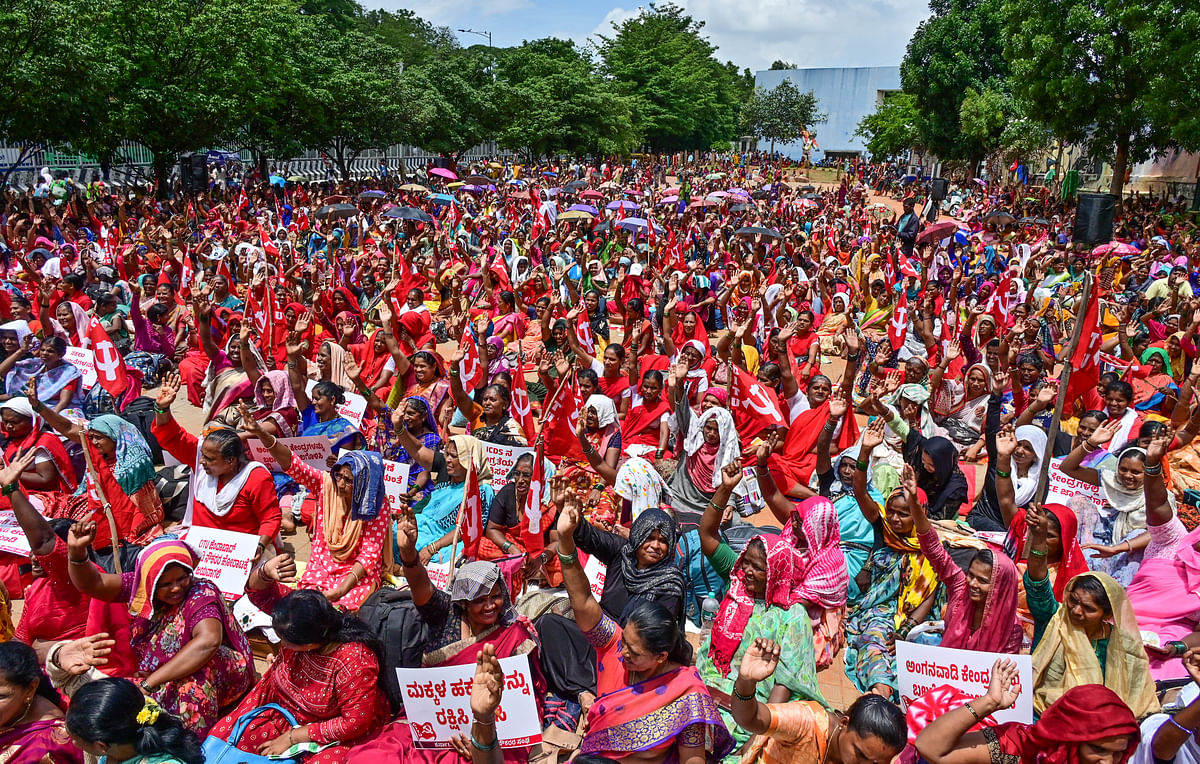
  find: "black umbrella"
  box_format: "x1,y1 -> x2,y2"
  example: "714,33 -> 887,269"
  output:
464,174 -> 493,185
382,206 -> 433,222
593,221 -> 613,234
359,190 -> 386,200
801,192 -> 822,200
734,226 -> 782,240
751,190 -> 769,199
983,210 -> 1017,226
564,180 -> 588,191
314,203 -> 357,220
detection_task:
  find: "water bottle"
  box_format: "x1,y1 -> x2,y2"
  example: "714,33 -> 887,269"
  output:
700,591 -> 720,644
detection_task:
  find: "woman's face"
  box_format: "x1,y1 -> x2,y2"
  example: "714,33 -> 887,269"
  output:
332,292 -> 347,312
620,620 -> 667,676
1013,439 -> 1036,470
338,317 -> 356,339
55,303 -> 75,332
808,378 -> 831,406
1065,585 -> 1108,634
635,529 -> 670,568
1044,515 -> 1063,560
1116,455 -> 1145,491
837,456 -> 856,485
1105,390 -> 1129,419
85,431 -> 116,460
464,583 -> 505,631
155,562 -> 193,608
921,451 -> 935,475
403,401 -> 426,431
331,464 -> 354,500
1147,354 -> 1165,374
740,543 -> 767,599
682,313 -> 698,334
258,378 -> 276,409
966,369 -> 989,398
445,441 -> 466,481
681,346 -> 701,369
603,347 -> 621,375
966,560 -> 993,604
317,345 -> 332,377
702,418 -> 721,446
0,333 -> 17,355
1018,363 -> 1040,386
584,292 -> 599,313
796,313 -> 813,332
412,356 -> 434,384
0,411 -> 32,441
1077,736 -> 1132,764
155,285 -> 173,305
0,676 -> 36,730
640,376 -> 662,403
199,439 -> 236,478
481,388 -> 505,417
904,359 -> 927,383
511,460 -> 533,494
886,495 -> 914,536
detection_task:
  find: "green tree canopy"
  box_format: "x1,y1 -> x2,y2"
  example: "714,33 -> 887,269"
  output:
741,80 -> 825,153
855,92 -> 921,161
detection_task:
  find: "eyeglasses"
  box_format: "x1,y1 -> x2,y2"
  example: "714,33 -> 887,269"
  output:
511,471 -> 533,480
332,472 -> 354,486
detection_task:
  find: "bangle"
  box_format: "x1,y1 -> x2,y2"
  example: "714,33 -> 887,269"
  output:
995,468 -> 1011,478
855,459 -> 869,472
473,714 -> 496,726
557,550 -> 578,566
1029,548 -> 1047,557
449,367 -> 460,377
847,351 -> 861,362
1143,462 -> 1163,476
1081,442 -> 1098,454
470,733 -> 499,751
30,399 -> 44,412
501,540 -> 513,553
288,729 -> 295,747
0,483 -> 16,497
731,685 -> 757,702
1125,540 -> 1133,552
707,500 -> 724,512
963,703 -> 982,722
823,420 -> 837,432
69,555 -> 90,565
1168,717 -> 1197,736
262,434 -> 278,449
1171,641 -> 1189,656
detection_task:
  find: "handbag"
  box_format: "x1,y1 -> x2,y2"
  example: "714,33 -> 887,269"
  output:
202,703 -> 300,764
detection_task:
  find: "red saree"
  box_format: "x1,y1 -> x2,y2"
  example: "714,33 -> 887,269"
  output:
621,398 -> 670,450
768,401 -> 861,493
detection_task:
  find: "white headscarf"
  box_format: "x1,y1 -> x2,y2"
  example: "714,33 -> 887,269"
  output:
1012,424 -> 1047,507
586,394 -> 618,429
683,406 -> 740,489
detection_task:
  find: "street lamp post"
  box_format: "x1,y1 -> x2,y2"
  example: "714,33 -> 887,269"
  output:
457,28 -> 492,47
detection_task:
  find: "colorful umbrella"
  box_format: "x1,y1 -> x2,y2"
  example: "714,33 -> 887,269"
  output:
605,200 -> 639,211
430,167 -> 457,180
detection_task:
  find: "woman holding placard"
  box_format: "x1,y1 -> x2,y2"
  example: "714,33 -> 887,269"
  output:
348,512 -> 543,764
239,403 -> 390,610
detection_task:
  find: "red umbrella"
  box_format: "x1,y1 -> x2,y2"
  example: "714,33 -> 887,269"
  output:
580,190 -> 604,200
430,167 -> 457,180
917,221 -> 960,245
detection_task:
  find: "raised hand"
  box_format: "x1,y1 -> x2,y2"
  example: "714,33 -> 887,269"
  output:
1144,426 -> 1174,466
738,638 -> 782,683
470,643 -> 505,719
995,423 -> 1018,459
884,369 -> 902,394
991,369 -> 1010,397
1035,380 -> 1059,407
156,371 -> 181,410
720,459 -> 743,491
68,520 -> 98,554
756,429 -> 779,467
0,450 -> 35,488
861,416 -> 887,450
828,387 -> 848,420
556,496 -> 581,536
1086,417 -> 1124,449
56,633 -> 116,676
982,658 -> 1021,711
900,463 -> 919,501
945,338 -> 961,361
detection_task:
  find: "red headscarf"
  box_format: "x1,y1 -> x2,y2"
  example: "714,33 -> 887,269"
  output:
939,548 -> 1019,653
707,535 -> 792,677
352,329 -> 391,389
1005,503 -> 1089,601
992,685 -> 1138,764
781,496 -> 847,611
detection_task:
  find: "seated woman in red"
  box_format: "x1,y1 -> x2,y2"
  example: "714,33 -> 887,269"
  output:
150,371 -> 279,551
208,555 -> 390,764
556,497 -> 734,764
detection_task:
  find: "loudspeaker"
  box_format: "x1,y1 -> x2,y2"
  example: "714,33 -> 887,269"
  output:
930,177 -> 949,201
179,153 -> 208,194
1074,192 -> 1117,245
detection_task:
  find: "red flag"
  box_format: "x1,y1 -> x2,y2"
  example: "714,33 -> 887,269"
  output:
520,442 -> 547,556
729,364 -> 786,434
259,227 -> 279,258
237,188 -> 251,213
543,373 -> 585,464
888,288 -> 909,351
574,315 -> 596,355
1065,294 -> 1103,404
898,256 -> 920,279
179,251 -> 195,299
987,271 -> 1014,327
458,331 -> 487,390
510,353 -> 537,444
85,317 -> 130,398
246,288 -> 268,336
646,219 -> 658,250
458,460 -> 484,558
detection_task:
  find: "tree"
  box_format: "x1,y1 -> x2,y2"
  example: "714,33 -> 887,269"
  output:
359,8 -> 458,68
901,0 -> 1010,164
404,47 -> 499,157
741,80 -> 825,154
492,38 -> 636,160
769,60 -> 798,70
855,92 -> 921,160
1003,0 -> 1200,199
596,3 -> 744,151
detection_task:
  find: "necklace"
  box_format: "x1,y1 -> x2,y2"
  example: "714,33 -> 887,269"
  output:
0,696 -> 34,733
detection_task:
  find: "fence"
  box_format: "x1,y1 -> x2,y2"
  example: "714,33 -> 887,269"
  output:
1,140 -> 515,189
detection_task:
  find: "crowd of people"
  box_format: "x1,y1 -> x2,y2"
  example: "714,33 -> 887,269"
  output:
0,152 -> 1199,764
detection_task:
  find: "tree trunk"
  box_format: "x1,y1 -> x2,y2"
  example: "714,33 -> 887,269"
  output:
152,151 -> 171,200
256,150 -> 269,185
1109,133 -> 1129,202
0,144 -> 34,188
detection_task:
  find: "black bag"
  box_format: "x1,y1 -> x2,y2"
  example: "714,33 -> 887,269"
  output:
120,396 -> 164,464
357,588 -> 431,713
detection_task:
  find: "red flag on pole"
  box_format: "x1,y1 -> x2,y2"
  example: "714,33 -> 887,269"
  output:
510,353 -> 537,444
543,372 -> 585,464
888,289 -> 909,351
458,461 -> 483,558
574,315 -> 596,355
458,331 -> 487,391
1065,293 -> 1103,404
520,442 -> 547,556
85,317 -> 130,398
729,364 -> 787,433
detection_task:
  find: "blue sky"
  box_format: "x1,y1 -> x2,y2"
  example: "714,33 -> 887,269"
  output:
364,0 -> 932,73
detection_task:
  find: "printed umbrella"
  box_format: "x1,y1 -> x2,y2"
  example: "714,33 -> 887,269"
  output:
917,221 -> 960,245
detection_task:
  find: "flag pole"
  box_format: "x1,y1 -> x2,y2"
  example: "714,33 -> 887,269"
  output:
1035,271 -> 1093,503
80,437 -> 123,575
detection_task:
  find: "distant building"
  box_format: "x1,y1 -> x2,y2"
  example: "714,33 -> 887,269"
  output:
753,66 -> 901,162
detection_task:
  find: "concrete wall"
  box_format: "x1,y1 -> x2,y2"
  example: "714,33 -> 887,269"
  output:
753,66 -> 901,161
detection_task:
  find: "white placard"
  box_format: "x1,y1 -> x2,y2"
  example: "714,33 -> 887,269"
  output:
64,347 -> 97,388
482,442 -> 534,488
426,559 -> 453,592
1045,457 -> 1104,513
0,512 -> 33,557
395,654 -> 542,748
582,553 -> 607,600
183,526 -> 260,600
382,460 -> 413,511
249,435 -> 333,473
305,379 -> 367,428
896,641 -> 1033,724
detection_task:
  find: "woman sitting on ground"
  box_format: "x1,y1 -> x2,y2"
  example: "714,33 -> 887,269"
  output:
66,677 -> 204,764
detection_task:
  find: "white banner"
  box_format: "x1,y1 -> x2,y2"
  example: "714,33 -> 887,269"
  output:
482,442 -> 534,488
184,526 -> 260,601
382,460 -> 413,513
396,654 -> 542,748
0,512 -> 33,557
305,380 -> 367,428
1045,457 -> 1103,513
896,641 -> 1033,724
64,347 -> 97,388
249,435 -> 332,473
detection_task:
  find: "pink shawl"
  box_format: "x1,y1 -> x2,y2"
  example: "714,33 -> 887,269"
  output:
941,548 -> 1019,653
782,496 -> 849,610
